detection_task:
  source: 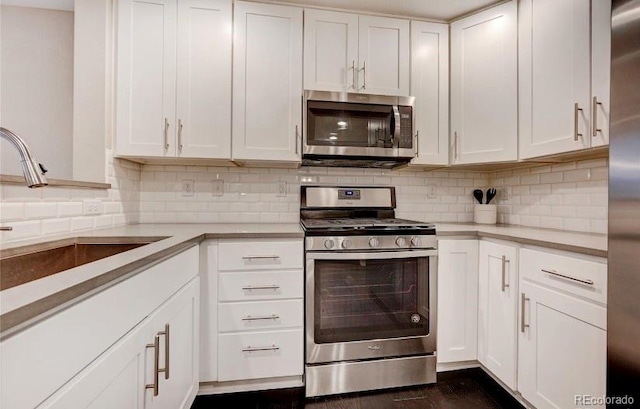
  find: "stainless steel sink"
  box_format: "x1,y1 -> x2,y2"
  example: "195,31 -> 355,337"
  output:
0,237 -> 165,291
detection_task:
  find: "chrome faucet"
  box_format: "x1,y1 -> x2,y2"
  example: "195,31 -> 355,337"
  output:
0,127 -> 48,188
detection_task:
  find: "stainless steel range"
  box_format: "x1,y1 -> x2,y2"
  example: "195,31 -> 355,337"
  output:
300,186 -> 437,397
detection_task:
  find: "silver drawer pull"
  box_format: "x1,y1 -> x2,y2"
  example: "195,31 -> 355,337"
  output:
501,255 -> 509,292
521,293 -> 530,333
242,314 -> 280,321
241,285 -> 280,291
242,255 -> 281,260
542,269 -> 594,286
242,344 -> 280,352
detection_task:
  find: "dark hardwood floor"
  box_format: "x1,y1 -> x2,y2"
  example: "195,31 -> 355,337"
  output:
191,368 -> 524,409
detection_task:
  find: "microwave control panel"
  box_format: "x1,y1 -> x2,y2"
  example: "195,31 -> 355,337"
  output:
399,106 -> 413,149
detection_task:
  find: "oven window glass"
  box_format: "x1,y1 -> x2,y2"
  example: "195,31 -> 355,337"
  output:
313,257 -> 429,343
307,101 -> 394,148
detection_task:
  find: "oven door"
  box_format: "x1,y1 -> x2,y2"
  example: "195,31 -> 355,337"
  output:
305,249 -> 437,364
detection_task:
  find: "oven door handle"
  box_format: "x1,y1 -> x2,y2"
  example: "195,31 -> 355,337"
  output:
307,249 -> 437,260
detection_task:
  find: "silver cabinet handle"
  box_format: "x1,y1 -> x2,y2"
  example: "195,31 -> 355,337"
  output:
242,255 -> 280,260
242,344 -> 280,352
359,61 -> 366,90
521,293 -> 530,333
157,324 -> 170,380
501,256 -> 509,292
391,106 -> 400,148
164,118 -> 170,149
351,60 -> 356,89
541,269 -> 594,286
242,314 -> 280,321
574,103 -> 583,141
241,285 -> 280,291
0,226 -> 12,231
295,125 -> 299,154
178,119 -> 183,151
145,335 -> 160,396
414,130 -> 419,158
592,96 -> 603,137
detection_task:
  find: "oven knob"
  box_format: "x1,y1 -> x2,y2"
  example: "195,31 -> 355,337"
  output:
341,239 -> 352,249
410,236 -> 421,247
395,237 -> 407,247
369,237 -> 379,248
324,239 -> 335,249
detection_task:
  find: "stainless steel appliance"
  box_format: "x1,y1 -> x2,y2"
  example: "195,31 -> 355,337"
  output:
300,186 -> 437,397
608,0 -> 640,401
303,91 -> 415,168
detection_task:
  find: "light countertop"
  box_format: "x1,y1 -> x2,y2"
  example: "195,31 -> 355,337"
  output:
0,222 -> 606,337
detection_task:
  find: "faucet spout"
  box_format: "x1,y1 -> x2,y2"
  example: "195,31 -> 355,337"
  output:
0,127 -> 48,188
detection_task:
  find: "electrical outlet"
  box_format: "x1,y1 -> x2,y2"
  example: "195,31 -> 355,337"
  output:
83,200 -> 103,215
277,182 -> 287,197
212,180 -> 224,196
427,185 -> 437,199
502,186 -> 512,201
182,179 -> 195,197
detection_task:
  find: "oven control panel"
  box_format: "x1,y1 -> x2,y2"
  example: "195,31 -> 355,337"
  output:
306,235 -> 437,252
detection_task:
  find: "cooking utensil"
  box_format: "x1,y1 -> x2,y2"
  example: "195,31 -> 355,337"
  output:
486,188 -> 497,204
473,189 -> 484,204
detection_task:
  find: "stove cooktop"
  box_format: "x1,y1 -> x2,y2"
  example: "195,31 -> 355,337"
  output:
300,217 -> 435,234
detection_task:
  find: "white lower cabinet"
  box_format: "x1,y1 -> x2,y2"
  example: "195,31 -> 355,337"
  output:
518,281 -> 607,409
518,248 -> 607,409
436,239 -> 479,363
200,239 -> 304,391
477,241 -> 518,390
32,249 -> 200,409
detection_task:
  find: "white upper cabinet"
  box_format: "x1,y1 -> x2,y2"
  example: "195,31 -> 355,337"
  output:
304,9 -> 358,92
478,240 -> 519,390
116,0 -> 177,157
450,1 -> 518,164
519,0 -> 610,158
232,1 -> 303,162
303,10 -> 409,96
176,0 -> 232,159
116,0 -> 232,159
590,0 -> 611,148
410,21 -> 449,165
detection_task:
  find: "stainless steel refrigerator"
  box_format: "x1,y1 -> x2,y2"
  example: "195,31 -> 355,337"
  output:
608,0 -> 640,403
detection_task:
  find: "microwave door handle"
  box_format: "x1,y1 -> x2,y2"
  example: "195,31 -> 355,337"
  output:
391,106 -> 401,148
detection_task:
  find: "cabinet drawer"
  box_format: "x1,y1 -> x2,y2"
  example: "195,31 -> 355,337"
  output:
219,300 -> 303,332
218,240 -> 303,271
520,248 -> 607,305
218,271 -> 303,301
218,329 -> 303,381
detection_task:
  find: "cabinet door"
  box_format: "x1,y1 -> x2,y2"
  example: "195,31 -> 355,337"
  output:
304,9 -> 358,92
357,16 -> 410,96
478,241 -> 518,390
146,278 -> 200,409
450,0 -> 517,164
519,281 -> 607,409
38,321 -> 149,409
437,240 -> 479,363
232,1 -> 302,162
590,0 -> 611,147
410,21 -> 449,165
116,0 -> 177,157
519,0 -> 591,158
176,0 -> 232,159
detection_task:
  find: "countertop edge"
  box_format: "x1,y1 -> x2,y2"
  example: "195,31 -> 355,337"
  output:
0,237 -> 203,339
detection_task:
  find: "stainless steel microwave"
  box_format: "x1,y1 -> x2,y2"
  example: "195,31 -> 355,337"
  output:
302,91 -> 415,168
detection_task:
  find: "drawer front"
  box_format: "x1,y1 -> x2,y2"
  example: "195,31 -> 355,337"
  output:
218,271 -> 303,301
218,330 -> 304,381
219,300 -> 303,332
520,248 -> 607,304
218,240 -> 303,271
